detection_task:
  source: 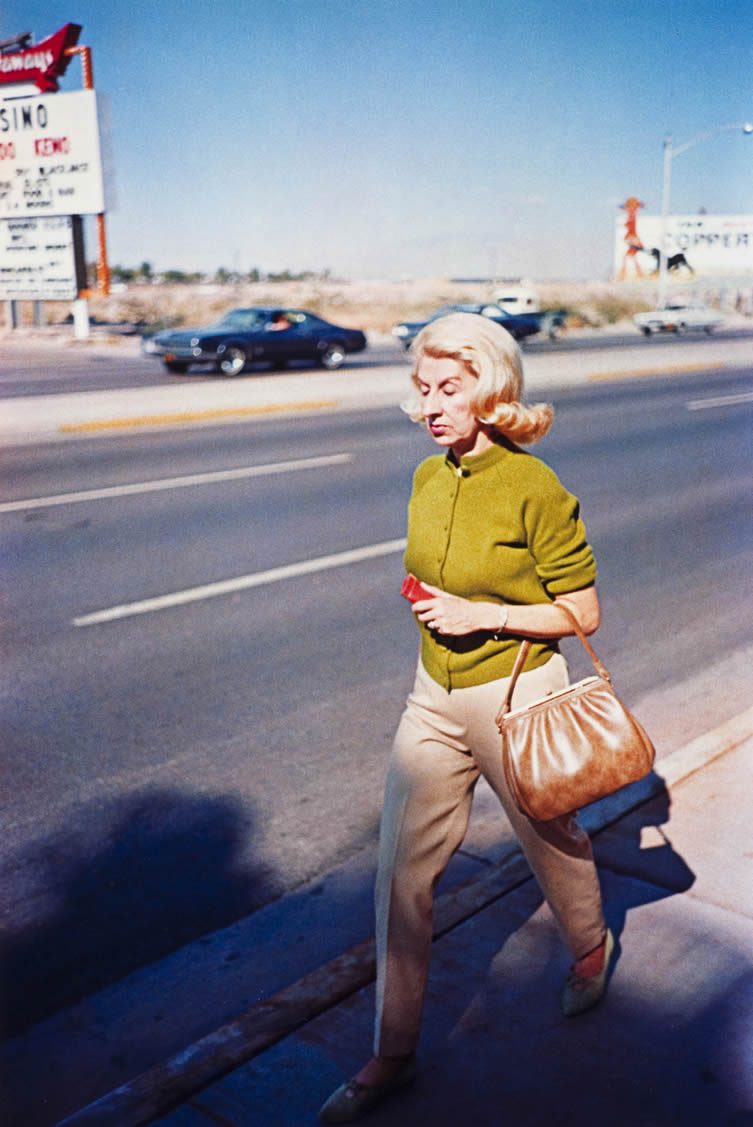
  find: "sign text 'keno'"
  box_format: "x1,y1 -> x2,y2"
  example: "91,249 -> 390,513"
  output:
0,90 -> 105,218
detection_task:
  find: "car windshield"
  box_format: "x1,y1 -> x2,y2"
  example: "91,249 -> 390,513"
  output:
212,309 -> 265,330
432,303 -> 482,317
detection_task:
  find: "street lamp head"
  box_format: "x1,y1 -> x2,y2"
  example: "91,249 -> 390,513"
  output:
658,120 -> 753,308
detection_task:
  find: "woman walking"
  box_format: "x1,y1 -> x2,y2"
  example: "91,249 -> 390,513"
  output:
320,312 -> 613,1123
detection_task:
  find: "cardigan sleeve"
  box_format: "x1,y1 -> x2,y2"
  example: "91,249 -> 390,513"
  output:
521,463 -> 597,596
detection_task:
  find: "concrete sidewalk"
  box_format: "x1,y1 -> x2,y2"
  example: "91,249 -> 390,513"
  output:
155,736 -> 753,1127
1,332 -> 750,446
58,713 -> 753,1127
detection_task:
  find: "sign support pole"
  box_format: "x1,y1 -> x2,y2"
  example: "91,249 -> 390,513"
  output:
72,298 -> 90,339
64,44 -> 110,297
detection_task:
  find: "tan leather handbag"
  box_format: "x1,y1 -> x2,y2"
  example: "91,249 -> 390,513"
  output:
495,605 -> 655,822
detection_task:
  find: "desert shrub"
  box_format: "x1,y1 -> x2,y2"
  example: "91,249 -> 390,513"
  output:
590,295 -> 651,324
57,279 -> 663,338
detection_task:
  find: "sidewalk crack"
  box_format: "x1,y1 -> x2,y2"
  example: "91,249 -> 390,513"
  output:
188,1098 -> 240,1127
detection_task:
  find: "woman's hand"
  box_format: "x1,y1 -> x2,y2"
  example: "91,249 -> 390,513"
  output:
413,584 -> 501,636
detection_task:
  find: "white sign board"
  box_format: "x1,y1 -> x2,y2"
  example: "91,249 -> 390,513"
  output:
0,215 -> 80,298
0,90 -> 105,218
614,213 -> 753,278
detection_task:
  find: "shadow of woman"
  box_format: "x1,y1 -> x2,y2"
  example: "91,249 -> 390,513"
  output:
428,771 -> 696,1052
590,771 -> 697,955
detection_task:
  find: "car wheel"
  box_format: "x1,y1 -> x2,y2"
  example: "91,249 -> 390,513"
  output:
319,342 -> 346,370
217,346 -> 247,376
704,325 -> 714,335
164,360 -> 189,373
640,327 -> 652,336
675,323 -> 687,334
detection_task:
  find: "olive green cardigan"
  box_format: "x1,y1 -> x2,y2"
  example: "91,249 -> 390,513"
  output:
404,437 -> 596,691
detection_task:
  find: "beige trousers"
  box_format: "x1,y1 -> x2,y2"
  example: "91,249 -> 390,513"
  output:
374,656 -> 606,1056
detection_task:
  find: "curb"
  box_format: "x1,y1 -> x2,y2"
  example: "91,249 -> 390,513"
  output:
56,358 -> 732,436
57,705 -> 753,1127
586,360 -> 726,382
58,400 -> 339,433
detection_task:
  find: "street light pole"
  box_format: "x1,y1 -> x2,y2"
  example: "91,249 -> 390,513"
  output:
656,121 -> 753,309
657,136 -> 674,311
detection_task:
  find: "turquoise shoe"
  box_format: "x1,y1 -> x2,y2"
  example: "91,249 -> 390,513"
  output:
319,1056 -> 417,1123
561,928 -> 615,1017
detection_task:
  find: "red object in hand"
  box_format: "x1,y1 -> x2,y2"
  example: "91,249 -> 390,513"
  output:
401,573 -> 433,603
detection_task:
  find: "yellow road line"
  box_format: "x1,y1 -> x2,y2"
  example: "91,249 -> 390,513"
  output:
59,399 -> 339,434
588,361 -> 725,383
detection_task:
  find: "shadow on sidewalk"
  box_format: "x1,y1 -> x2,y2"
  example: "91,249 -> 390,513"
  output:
297,781 -> 734,1126
423,962 -> 753,1127
434,772 -> 696,1035
218,777 -> 730,1126
591,772 -> 696,937
0,786 -> 271,1038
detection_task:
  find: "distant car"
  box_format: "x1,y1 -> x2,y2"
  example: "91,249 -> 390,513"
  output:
142,307 -> 367,375
391,303 -> 563,350
633,304 -> 724,336
494,285 -> 541,314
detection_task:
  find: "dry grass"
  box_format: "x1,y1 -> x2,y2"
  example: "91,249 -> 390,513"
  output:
4,277 -> 666,334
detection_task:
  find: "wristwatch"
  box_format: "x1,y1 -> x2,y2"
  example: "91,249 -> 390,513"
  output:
493,604 -> 508,639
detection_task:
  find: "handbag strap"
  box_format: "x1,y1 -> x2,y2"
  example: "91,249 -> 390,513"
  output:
495,602 -> 613,725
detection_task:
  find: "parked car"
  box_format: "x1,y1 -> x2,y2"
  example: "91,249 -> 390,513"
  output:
142,307 -> 367,375
633,304 -> 724,336
391,302 -> 564,349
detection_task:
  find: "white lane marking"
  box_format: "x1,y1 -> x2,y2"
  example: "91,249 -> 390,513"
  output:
73,538 -> 408,627
0,453 -> 353,514
687,391 -> 753,411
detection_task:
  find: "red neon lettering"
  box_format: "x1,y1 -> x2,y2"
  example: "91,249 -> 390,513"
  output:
34,137 -> 70,157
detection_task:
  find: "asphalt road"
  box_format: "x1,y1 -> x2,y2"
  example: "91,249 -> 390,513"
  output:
2,362 -> 752,1035
0,339 -> 400,397
1,325 -> 751,397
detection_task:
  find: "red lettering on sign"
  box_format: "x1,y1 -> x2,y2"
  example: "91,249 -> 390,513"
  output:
34,137 -> 70,157
0,25 -> 82,93
0,142 -> 16,160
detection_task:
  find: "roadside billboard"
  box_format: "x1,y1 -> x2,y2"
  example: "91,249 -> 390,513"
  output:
0,214 -> 85,299
0,89 -> 105,218
614,212 -> 753,280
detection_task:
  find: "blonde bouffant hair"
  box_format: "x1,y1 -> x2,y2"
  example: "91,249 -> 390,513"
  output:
402,311 -> 553,444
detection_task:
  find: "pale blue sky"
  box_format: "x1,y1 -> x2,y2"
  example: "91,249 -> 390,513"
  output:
2,1 -> 751,279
